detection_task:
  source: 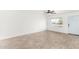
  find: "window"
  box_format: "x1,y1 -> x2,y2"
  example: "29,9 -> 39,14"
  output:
51,17 -> 63,25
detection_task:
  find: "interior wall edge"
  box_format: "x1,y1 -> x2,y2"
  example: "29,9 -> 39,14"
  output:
0,29 -> 46,40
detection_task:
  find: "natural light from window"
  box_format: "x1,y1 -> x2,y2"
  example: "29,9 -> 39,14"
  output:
51,17 -> 63,25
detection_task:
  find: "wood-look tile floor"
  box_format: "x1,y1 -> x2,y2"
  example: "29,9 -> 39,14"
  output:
0,31 -> 79,49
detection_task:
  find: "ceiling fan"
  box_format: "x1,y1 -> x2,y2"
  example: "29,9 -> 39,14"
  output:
45,10 -> 56,14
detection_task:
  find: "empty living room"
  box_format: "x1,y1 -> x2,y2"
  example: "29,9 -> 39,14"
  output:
1,0 -> 79,59
0,10 -> 79,49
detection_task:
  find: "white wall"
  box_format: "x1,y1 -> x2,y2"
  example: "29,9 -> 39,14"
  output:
47,11 -> 79,33
0,10 -> 47,40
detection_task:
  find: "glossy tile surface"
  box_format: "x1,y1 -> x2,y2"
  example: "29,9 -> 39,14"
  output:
0,31 -> 79,49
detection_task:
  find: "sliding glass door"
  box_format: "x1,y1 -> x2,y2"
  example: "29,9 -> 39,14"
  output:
68,15 -> 79,35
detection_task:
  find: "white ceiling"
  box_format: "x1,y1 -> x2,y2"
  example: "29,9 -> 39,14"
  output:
54,10 -> 79,14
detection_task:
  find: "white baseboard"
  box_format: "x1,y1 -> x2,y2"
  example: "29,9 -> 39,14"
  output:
0,30 -> 46,40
